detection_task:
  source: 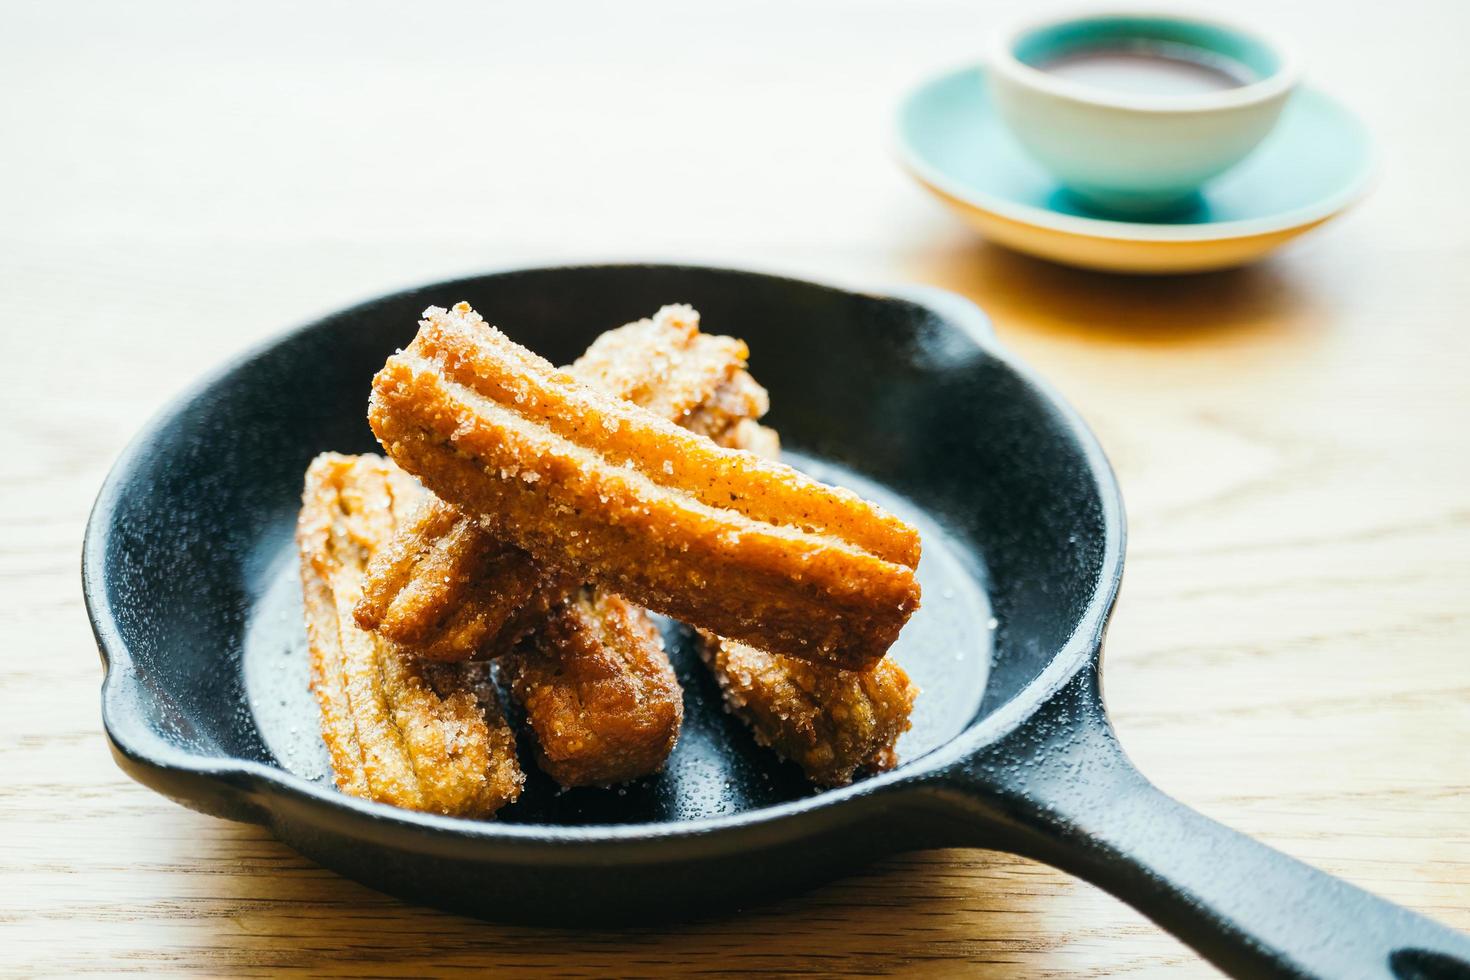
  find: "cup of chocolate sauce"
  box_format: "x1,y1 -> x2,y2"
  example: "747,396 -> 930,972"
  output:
986,11 -> 1299,216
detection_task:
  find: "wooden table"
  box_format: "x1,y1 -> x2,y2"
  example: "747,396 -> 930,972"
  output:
5,0 -> 1467,974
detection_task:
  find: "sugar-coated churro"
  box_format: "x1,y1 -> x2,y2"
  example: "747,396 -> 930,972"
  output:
354,304 -> 763,661
353,306 -> 747,785
697,419 -> 917,786
368,302 -> 921,670
353,494 -> 567,661
699,635 -> 917,787
568,303 -> 753,426
297,453 -> 523,816
504,589 -> 684,787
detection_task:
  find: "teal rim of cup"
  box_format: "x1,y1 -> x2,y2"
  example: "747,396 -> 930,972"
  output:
1013,16 -> 1281,82
987,10 -> 1298,113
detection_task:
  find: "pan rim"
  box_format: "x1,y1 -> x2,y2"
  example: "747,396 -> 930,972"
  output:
83,261 -> 1127,847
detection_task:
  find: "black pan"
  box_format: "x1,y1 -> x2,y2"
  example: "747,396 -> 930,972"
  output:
83,265 -> 1470,978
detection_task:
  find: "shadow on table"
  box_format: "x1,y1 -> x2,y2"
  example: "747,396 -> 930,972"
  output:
901,239 -> 1328,351
199,824 -> 1191,976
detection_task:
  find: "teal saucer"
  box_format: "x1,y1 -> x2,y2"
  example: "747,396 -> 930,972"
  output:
897,66 -> 1376,273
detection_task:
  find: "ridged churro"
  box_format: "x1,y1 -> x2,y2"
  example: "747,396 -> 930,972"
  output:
297,453 -> 523,817
356,305 -> 752,785
504,589 -> 684,787
699,636 -> 917,786
354,305 -> 763,661
368,302 -> 921,671
698,421 -> 917,786
353,495 -> 566,661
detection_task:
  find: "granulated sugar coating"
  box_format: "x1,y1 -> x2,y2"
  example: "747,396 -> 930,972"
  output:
698,634 -> 917,787
368,302 -> 922,671
353,494 -> 566,661
354,303 -> 772,662
690,411 -> 918,786
505,588 -> 684,788
296,453 -> 524,817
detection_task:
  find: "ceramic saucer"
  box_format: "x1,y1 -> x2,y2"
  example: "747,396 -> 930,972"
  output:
896,65 -> 1375,273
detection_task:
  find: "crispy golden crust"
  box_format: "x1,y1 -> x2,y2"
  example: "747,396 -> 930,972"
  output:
368,302 -> 921,670
353,304 -> 761,660
697,418 -> 916,786
353,495 -> 565,661
398,303 -> 917,566
699,635 -> 916,787
569,303 -> 750,423
297,453 -> 524,817
352,305 -> 745,785
504,589 -> 683,787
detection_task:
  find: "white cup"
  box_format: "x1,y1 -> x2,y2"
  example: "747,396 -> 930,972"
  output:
986,10 -> 1299,216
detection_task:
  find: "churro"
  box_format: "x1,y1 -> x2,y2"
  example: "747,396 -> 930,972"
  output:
368,302 -> 921,670
698,420 -> 917,786
699,635 -> 917,786
353,495 -> 566,661
297,453 -> 523,816
504,589 -> 684,787
354,305 -> 763,661
355,306 -> 750,784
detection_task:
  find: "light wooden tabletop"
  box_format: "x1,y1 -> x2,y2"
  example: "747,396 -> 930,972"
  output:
5,0 -> 1468,975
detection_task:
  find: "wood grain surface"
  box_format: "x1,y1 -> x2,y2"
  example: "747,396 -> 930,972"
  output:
3,0 -> 1468,975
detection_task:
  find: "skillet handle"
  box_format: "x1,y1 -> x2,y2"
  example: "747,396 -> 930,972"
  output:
931,660 -> 1470,979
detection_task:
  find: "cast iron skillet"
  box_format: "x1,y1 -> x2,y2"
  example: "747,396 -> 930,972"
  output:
84,265 -> 1470,978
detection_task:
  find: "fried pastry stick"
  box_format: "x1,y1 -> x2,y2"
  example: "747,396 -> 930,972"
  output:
368,303 -> 922,671
698,424 -> 917,786
354,304 -> 764,661
356,306 -> 766,786
499,323 -> 772,786
503,588 -> 685,787
700,637 -> 917,786
297,453 -> 524,816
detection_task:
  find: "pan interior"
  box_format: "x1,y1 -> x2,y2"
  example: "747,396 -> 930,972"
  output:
243,450 -> 993,824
